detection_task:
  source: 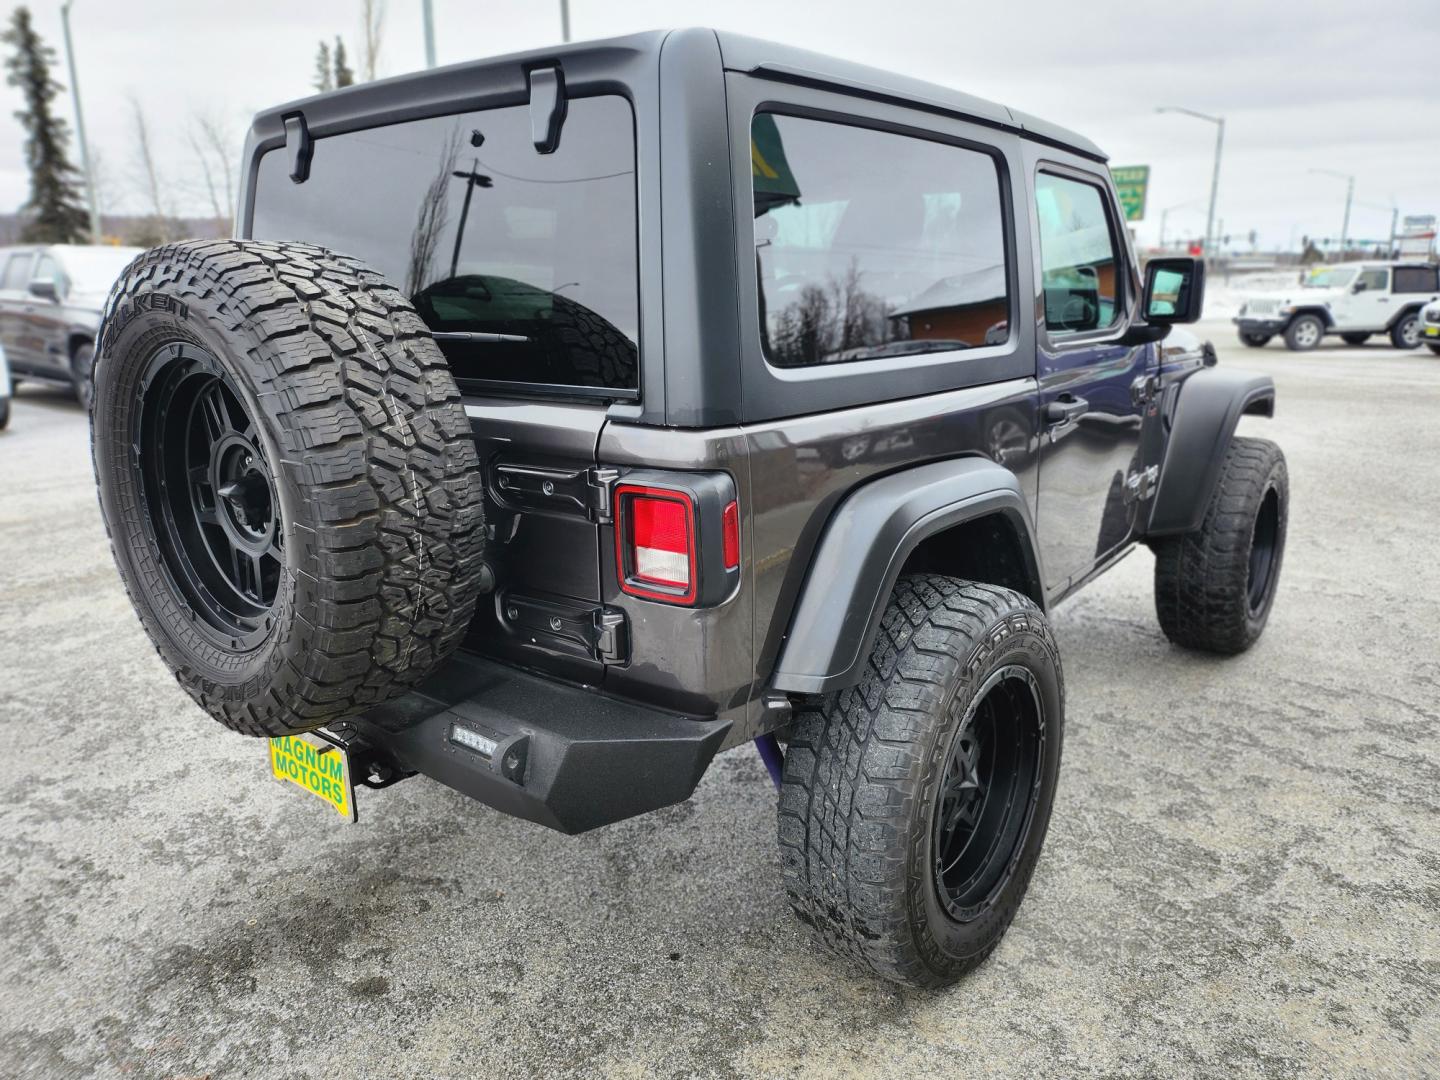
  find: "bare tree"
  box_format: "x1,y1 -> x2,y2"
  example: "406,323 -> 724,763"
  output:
188,110 -> 236,233
360,0 -> 385,81
129,95 -> 173,242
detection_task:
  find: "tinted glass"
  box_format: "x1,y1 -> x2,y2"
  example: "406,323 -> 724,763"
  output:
252,96 -> 638,391
1393,266 -> 1439,293
1,254 -> 33,291
1356,268 -> 1388,291
752,113 -> 1009,368
1035,173 -> 1121,332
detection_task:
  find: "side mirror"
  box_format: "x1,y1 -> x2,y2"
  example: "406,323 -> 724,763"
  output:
1142,257 -> 1205,324
28,278 -> 58,302
1351,281 -> 1367,294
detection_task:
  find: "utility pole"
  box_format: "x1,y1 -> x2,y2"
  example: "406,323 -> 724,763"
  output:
422,0 -> 436,68
560,0 -> 571,42
59,1 -> 101,243
1156,106 -> 1224,261
1310,168 -> 1355,258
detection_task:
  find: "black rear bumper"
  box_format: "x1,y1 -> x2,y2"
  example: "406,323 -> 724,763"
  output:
347,653 -> 730,834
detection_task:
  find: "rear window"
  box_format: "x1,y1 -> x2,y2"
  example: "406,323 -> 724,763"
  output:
251,95 -> 638,393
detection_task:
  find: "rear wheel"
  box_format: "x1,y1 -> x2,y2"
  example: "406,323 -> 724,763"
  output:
1238,331 -> 1272,348
779,576 -> 1063,987
1152,436 -> 1288,654
1340,332 -> 1370,346
1390,313 -> 1420,350
1283,314 -> 1324,351
92,240 -> 486,736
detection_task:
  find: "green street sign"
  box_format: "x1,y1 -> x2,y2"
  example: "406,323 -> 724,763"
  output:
1111,165 -> 1150,222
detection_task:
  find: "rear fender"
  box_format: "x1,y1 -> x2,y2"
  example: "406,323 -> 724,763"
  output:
769,457 -> 1043,695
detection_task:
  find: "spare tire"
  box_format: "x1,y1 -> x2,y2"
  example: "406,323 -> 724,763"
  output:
92,240 -> 485,737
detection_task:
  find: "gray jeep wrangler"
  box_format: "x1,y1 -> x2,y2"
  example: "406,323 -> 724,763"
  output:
90,30 -> 1288,987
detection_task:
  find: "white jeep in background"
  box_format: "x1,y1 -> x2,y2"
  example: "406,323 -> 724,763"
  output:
1421,301 -> 1440,356
1233,262 -> 1440,351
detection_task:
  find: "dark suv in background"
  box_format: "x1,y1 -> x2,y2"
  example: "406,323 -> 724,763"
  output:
0,243 -> 142,408
89,29 -> 1289,987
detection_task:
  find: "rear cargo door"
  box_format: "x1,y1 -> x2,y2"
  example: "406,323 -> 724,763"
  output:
247,91 -> 642,682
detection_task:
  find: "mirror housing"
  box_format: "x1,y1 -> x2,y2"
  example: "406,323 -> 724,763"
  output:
1142,257 -> 1205,324
28,278 -> 58,302
1351,280 -> 1367,294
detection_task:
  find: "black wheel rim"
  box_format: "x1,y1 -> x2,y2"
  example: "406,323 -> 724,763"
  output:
1247,487 -> 1281,615
134,342 -> 281,648
932,665 -> 1044,922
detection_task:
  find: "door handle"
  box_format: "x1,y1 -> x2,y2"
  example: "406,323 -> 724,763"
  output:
1043,395 -> 1088,425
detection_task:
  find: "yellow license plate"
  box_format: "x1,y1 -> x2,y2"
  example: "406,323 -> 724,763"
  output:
1425,326 -> 1438,337
269,734 -> 355,820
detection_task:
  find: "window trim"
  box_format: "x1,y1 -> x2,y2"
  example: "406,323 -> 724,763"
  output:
1031,160 -> 1136,352
750,106 -> 1016,375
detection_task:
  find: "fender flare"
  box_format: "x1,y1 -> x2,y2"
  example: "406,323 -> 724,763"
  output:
1286,305 -> 1333,329
1145,367 -> 1275,537
769,457 -> 1043,695
1385,301 -> 1427,331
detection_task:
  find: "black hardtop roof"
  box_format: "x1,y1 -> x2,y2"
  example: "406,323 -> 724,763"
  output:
251,28 -> 1106,162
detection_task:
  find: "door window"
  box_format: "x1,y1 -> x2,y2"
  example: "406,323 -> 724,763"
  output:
1393,266 -> 1439,293
751,112 -> 1010,368
1035,173 -> 1122,333
1,254 -> 34,291
33,254 -> 64,296
1356,268 -> 1388,292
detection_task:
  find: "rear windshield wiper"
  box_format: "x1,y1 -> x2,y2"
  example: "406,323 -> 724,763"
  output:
431,331 -> 532,344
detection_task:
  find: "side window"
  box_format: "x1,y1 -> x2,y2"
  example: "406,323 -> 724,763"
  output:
1,254 -> 34,291
1393,266 -> 1439,293
752,113 -> 1010,368
1356,268 -> 1388,292
1035,172 -> 1122,334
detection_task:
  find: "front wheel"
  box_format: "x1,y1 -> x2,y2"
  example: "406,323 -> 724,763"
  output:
1390,313 -> 1420,350
1283,314 -> 1324,351
778,576 -> 1064,987
1152,436 -> 1288,654
1238,331 -> 1272,348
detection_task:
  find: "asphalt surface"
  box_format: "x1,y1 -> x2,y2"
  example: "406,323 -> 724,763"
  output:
2,322 -> 1437,1079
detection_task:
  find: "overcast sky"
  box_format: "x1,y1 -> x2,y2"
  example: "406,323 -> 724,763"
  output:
4,0 -> 1438,250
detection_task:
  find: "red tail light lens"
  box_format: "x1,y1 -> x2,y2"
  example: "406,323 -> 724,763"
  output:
721,500 -> 740,570
616,485 -> 697,603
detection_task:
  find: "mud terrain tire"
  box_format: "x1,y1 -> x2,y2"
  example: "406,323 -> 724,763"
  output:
779,576 -> 1064,987
92,240 -> 485,736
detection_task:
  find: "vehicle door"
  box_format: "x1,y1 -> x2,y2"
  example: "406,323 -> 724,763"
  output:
1027,158 -> 1154,598
0,250 -> 36,369
26,251 -> 71,376
1334,266 -> 1391,330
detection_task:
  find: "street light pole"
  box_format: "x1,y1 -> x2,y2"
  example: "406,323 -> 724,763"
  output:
59,1 -> 101,242
560,0 -> 571,42
1310,168 -> 1355,257
422,0 -> 436,68
1156,106 -> 1224,260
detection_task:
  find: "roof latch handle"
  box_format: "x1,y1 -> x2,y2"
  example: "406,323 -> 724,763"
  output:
528,65 -> 567,154
283,113 -> 313,184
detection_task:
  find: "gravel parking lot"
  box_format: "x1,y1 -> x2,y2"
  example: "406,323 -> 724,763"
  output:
1,322 -> 1437,1079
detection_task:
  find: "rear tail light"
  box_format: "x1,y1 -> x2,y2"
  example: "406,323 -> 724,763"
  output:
615,485 -> 698,604
613,476 -> 741,607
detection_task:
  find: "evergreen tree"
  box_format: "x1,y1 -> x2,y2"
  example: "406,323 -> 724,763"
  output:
313,40 -> 332,92
3,6 -> 89,243
333,37 -> 354,88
